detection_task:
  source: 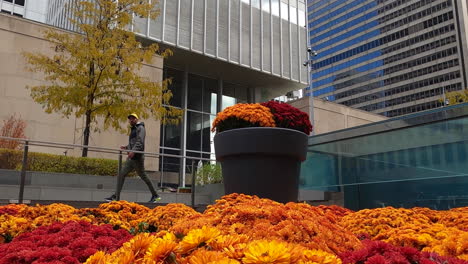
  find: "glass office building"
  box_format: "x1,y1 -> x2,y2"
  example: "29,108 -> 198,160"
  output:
308,0 -> 468,117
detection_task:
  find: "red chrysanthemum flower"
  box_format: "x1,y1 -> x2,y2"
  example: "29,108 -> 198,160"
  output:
261,101 -> 313,135
0,221 -> 132,264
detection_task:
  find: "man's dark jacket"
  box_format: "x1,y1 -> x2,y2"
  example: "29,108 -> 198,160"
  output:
126,122 -> 145,160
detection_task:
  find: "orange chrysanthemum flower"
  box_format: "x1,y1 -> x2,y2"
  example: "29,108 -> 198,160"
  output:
143,203 -> 200,232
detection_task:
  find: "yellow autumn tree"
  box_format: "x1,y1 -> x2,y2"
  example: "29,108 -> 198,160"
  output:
445,89 -> 468,105
23,0 -> 182,157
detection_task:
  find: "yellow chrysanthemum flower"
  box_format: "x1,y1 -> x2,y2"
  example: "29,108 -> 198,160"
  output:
109,250 -> 137,264
162,231 -> 178,242
224,243 -> 248,260
0,214 -> 30,240
208,234 -> 250,251
83,251 -> 108,264
177,226 -> 221,254
145,239 -> 178,262
207,259 -> 241,264
242,240 -> 291,264
128,233 -> 159,257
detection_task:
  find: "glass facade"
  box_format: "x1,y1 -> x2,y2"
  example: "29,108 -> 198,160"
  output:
308,0 -> 468,117
159,68 -> 248,176
300,103 -> 468,210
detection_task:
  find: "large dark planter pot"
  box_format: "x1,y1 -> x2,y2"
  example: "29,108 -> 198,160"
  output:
214,127 -> 308,203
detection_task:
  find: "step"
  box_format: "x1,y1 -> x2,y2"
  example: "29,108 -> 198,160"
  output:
0,169 -> 168,191
0,185 -> 211,205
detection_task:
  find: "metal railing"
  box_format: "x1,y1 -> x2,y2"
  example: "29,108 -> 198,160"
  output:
0,136 -> 217,207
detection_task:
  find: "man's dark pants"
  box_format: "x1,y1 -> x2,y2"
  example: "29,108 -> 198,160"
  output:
115,157 -> 157,199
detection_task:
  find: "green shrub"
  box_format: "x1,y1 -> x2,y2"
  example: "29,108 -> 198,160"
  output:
0,148 -> 120,176
196,163 -> 222,185
0,148 -> 22,169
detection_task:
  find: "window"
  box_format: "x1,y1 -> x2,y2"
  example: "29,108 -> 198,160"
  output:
164,68 -> 183,108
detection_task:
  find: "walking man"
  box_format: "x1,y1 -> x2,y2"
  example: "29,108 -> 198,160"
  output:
105,113 -> 161,203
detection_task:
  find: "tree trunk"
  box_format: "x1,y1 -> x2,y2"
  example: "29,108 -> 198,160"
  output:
82,111 -> 92,157
83,60 -> 95,157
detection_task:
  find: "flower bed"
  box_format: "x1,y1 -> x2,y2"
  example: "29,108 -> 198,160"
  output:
0,194 -> 467,263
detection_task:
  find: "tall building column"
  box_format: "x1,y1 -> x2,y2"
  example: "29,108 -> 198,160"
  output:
179,68 -> 188,187
217,78 -> 223,113
247,87 -> 254,103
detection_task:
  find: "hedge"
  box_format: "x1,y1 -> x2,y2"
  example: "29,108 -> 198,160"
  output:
0,148 -> 121,176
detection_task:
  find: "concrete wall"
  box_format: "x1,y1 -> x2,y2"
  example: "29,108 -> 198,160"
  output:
0,169 -> 210,204
0,14 -> 163,170
289,97 -> 387,134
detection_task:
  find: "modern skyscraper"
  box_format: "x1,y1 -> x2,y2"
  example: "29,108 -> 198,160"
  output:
308,0 -> 468,117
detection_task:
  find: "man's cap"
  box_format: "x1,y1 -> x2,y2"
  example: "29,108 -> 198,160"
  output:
128,113 -> 139,119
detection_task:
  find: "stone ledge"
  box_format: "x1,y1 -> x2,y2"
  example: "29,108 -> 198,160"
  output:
0,185 -> 210,205
0,169 -> 185,191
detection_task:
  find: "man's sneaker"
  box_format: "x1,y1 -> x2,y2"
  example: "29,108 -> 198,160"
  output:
149,195 -> 161,203
104,194 -> 117,202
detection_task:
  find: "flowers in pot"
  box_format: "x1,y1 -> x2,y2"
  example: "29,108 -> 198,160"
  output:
211,101 -> 313,203
211,101 -> 312,135
211,103 -> 276,133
